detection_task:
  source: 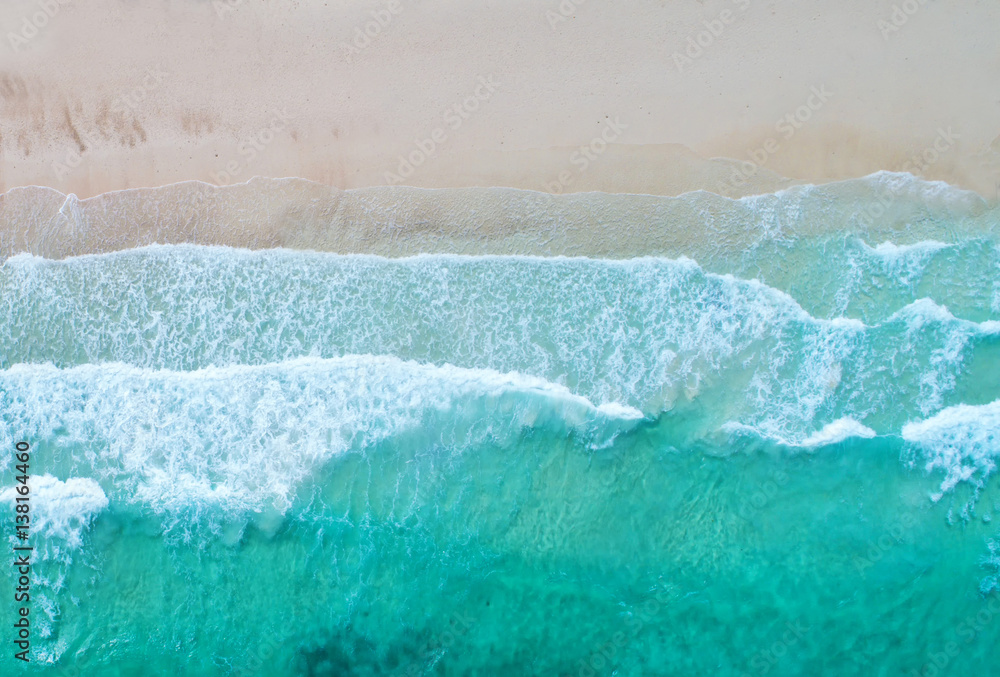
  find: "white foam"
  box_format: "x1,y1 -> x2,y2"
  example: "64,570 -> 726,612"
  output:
860,239 -> 951,288
2,245 -> 994,461
884,299 -> 993,415
890,298 -> 956,326
0,475 -> 107,549
722,417 -> 876,448
0,357 -> 643,518
858,171 -> 986,208
902,400 -> 1000,499
801,418 -> 878,447
595,402 -> 645,420
829,317 -> 866,331
866,240 -> 949,259
888,298 -> 1000,336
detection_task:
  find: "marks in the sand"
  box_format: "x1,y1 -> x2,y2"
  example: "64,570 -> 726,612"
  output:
0,72 -> 46,158
0,65 -> 167,176
49,67 -> 167,180
52,98 -> 148,174
61,105 -> 85,153
181,110 -> 216,138
0,72 -> 29,102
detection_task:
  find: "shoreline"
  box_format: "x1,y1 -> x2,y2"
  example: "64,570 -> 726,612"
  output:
1,172 -> 994,261
5,137 -> 998,203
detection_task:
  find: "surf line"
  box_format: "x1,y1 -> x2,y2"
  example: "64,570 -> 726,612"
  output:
11,441 -> 31,663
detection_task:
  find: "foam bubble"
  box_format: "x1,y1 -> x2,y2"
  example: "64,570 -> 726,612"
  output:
891,298 -> 958,327
801,418 -> 877,447
902,400 -> 1000,499
0,357 -> 643,519
867,240 -> 950,259
0,475 -> 107,550
3,246 -> 996,449
722,417 -> 876,449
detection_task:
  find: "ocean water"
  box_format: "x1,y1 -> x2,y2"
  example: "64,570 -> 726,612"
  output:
1,178 -> 999,676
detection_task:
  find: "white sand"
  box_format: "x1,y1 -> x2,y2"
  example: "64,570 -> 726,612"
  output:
1,0 -> 998,200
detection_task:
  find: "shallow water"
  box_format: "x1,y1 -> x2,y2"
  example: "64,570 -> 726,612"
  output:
1,180 -> 999,675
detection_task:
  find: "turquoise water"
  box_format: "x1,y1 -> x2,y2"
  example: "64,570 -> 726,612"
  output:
2,187 -> 1000,675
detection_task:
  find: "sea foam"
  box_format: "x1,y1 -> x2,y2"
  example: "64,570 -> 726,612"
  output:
902,400 -> 1000,499
0,356 -> 642,518
0,475 -> 107,552
2,247 -> 996,446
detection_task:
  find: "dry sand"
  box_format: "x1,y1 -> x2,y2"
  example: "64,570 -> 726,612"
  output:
1,0 -> 999,200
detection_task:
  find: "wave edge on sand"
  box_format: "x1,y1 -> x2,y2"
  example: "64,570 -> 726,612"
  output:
0,172 -> 995,261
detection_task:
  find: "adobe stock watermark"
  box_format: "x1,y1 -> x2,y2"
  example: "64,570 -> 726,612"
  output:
854,126 -> 960,228
851,512 -> 918,577
340,0 -> 418,63
209,109 -> 294,186
877,0 -> 932,40
229,634 -> 282,677
897,127 -> 960,176
545,0 -> 588,31
6,0 -> 72,52
383,74 -> 500,185
672,0 -> 752,73
391,610 -> 476,677
906,592 -> 1000,677
739,619 -> 811,676
542,117 -> 628,194
51,66 -> 168,181
722,85 -> 834,193
574,587 -> 673,676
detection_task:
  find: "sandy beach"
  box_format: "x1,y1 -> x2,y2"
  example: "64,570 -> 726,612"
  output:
4,4 -> 1000,674
1,0 -> 998,201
